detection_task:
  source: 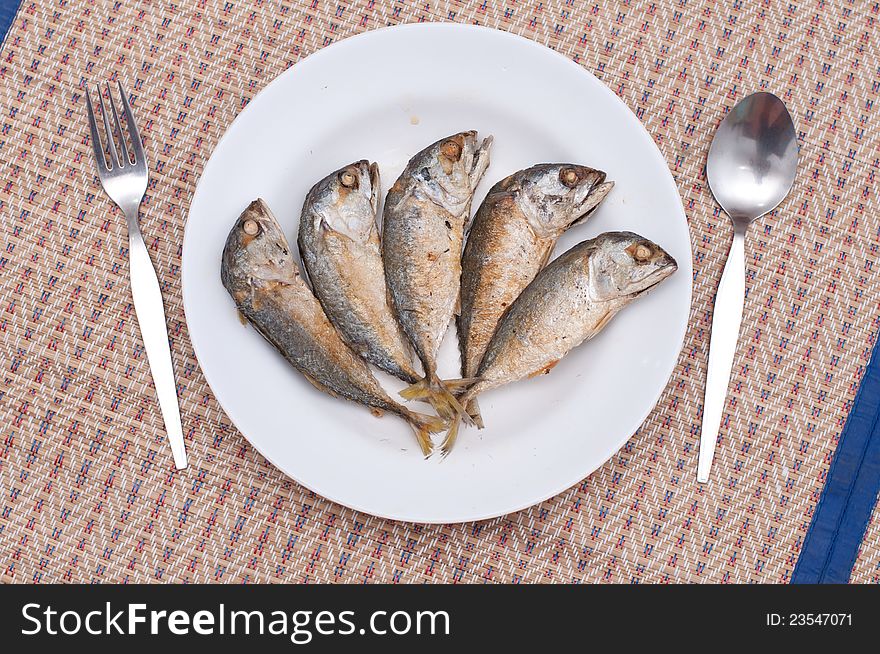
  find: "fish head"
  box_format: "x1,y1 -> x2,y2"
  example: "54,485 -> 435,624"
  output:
221,199 -> 295,291
588,232 -> 678,300
410,131 -> 492,215
307,160 -> 380,243
510,164 -> 613,237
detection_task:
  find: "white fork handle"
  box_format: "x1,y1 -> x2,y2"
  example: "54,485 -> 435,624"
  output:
127,219 -> 187,469
697,225 -> 746,483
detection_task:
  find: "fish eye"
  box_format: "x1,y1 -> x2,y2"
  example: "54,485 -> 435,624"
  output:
440,140 -> 462,161
339,170 -> 358,188
242,218 -> 260,236
560,168 -> 580,187
633,244 -> 652,261
625,242 -> 653,262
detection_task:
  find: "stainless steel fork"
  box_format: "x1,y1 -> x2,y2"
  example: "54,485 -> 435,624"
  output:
85,82 -> 187,470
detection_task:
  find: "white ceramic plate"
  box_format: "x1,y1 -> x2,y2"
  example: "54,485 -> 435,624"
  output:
182,24 -> 692,523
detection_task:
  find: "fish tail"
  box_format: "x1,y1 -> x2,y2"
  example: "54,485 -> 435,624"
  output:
439,417 -> 460,459
405,411 -> 446,458
400,376 -> 476,425
398,377 -> 431,401
439,383 -> 482,457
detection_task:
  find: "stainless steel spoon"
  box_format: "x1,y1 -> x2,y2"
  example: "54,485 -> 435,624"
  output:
697,92 -> 798,483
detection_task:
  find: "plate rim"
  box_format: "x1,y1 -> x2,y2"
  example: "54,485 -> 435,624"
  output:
181,22 -> 693,524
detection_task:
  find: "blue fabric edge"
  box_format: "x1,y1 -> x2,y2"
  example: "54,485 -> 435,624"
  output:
792,336 -> 880,583
0,0 -> 21,53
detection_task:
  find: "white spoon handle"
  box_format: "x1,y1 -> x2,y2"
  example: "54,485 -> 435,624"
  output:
697,225 -> 746,483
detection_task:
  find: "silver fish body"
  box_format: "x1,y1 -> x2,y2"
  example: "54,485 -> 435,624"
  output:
221,199 -> 443,456
447,231 -> 678,454
458,164 -> 614,425
298,161 -> 420,384
382,131 -> 492,417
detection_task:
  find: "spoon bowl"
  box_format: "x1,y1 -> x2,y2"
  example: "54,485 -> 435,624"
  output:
706,92 -> 798,224
697,91 -> 798,483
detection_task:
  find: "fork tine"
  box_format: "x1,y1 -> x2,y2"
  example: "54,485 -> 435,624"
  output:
96,84 -> 121,169
117,82 -> 144,165
105,82 -> 129,166
85,86 -> 108,174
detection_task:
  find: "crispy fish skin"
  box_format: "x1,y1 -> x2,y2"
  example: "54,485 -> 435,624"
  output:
458,164 -> 614,426
446,231 -> 678,455
298,161 -> 420,384
221,199 -> 444,456
382,131 -> 492,418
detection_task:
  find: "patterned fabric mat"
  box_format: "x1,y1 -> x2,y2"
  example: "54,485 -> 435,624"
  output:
1,0 -> 879,583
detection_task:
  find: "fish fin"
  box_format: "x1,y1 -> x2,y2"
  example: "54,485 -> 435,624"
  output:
537,244 -> 554,271
369,162 -> 381,221
594,309 -> 615,332
316,221 -> 364,250
375,208 -> 383,238
528,359 -> 560,378
370,407 -> 385,418
301,372 -> 338,399
443,377 -> 480,391
399,377 -> 430,401
295,241 -> 314,290
466,397 -> 485,430
569,181 -> 615,227
405,411 -> 446,458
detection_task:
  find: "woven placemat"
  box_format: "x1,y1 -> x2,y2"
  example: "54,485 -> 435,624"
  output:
1,0 -> 879,584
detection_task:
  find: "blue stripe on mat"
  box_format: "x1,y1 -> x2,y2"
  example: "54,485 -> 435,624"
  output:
0,0 -> 20,51
792,338 -> 880,583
